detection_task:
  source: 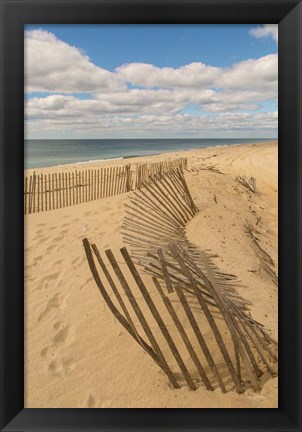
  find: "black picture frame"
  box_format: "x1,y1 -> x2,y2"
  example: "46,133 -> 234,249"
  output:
0,0 -> 301,430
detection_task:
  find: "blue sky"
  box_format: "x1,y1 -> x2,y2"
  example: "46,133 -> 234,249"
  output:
25,24 -> 278,139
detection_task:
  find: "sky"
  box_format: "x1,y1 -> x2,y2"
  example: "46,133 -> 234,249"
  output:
24,24 -> 278,139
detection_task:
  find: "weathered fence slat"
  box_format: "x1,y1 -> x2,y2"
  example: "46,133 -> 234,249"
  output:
28,174 -> 32,213
54,173 -> 58,210
32,173 -> 36,213
50,174 -> 54,210
58,173 -> 62,208
72,172 -> 75,205
91,244 -> 136,329
105,248 -> 179,389
37,174 -> 40,212
174,284 -> 227,393
170,243 -> 243,393
182,247 -> 260,391
153,276 -> 214,391
89,170 -> 92,202
99,168 -> 103,199
121,246 -> 197,391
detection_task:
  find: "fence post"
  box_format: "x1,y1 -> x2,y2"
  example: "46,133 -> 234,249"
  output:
32,172 -> 37,213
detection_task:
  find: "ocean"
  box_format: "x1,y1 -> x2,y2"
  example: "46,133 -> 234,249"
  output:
24,138 -> 275,169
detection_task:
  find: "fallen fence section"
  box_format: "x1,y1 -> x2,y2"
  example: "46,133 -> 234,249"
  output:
24,157 -> 187,215
83,240 -> 278,393
83,169 -> 278,393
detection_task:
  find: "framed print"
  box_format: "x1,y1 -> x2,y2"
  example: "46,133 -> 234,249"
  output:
0,0 -> 301,431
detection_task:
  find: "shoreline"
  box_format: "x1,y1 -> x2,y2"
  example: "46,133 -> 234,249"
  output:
25,140 -> 277,175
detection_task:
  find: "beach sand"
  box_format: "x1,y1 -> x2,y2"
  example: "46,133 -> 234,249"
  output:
24,141 -> 278,408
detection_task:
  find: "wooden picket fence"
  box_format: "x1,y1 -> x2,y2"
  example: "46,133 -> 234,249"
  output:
24,157 -> 188,215
24,164 -> 132,215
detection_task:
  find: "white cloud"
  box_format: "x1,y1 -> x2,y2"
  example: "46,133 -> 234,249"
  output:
25,29 -> 125,93
219,54 -> 277,91
25,29 -> 277,95
25,110 -> 278,138
116,62 -> 221,89
116,54 -> 277,95
26,84 -> 277,121
249,24 -> 278,43
24,29 -> 278,138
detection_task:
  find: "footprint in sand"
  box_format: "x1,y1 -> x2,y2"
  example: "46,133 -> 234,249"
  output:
53,320 -> 63,330
40,346 -> 50,358
45,243 -> 57,255
86,394 -> 96,408
39,271 -> 61,288
85,393 -> 112,408
38,292 -> 68,322
32,255 -> 43,266
41,322 -> 76,377
52,325 -> 75,348
48,356 -> 74,377
53,232 -> 67,242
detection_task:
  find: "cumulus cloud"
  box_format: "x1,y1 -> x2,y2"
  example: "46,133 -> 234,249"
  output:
219,54 -> 277,91
116,54 -> 277,95
25,29 -> 125,93
26,84 -> 277,121
116,62 -> 221,89
24,29 -> 278,138
249,24 -> 278,43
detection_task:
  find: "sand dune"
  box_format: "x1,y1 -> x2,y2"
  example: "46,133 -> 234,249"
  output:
24,141 -> 278,408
